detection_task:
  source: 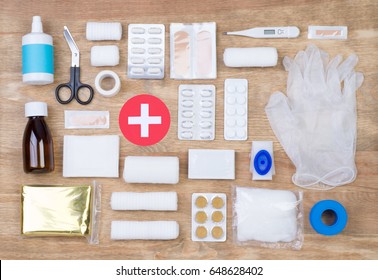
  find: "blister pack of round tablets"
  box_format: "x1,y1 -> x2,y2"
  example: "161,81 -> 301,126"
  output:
224,78 -> 248,140
178,85 -> 216,140
191,193 -> 227,242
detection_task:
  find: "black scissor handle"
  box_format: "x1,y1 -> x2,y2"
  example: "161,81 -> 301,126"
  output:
75,83 -> 94,105
55,82 -> 75,104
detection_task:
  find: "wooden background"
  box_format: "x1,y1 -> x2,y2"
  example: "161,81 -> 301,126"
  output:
0,0 -> 377,260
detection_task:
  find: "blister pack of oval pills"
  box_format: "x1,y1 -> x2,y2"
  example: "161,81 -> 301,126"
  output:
127,24 -> 165,79
224,78 -> 248,140
178,85 -> 216,140
191,193 -> 227,242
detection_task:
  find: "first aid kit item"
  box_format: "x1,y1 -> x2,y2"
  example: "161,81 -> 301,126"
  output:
224,79 -> 248,140
128,24 -> 165,79
223,47 -> 278,67
22,16 -> 54,84
178,84 -> 216,140
250,141 -> 275,180
21,182 -> 101,244
123,156 -> 179,184
225,26 -> 300,38
188,149 -> 235,180
192,193 -> 227,242
111,192 -> 178,211
111,221 -> 179,240
94,70 -> 121,97
23,102 -> 54,173
170,22 -> 217,79
308,26 -> 347,40
91,45 -> 119,66
86,22 -> 122,41
233,186 -> 304,250
64,110 -> 110,129
63,135 -> 119,178
309,200 -> 348,236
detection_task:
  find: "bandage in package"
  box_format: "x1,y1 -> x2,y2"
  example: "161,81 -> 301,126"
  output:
128,24 -> 165,79
233,186 -> 303,250
170,22 -> 217,79
64,110 -> 110,129
111,192 -> 178,211
63,135 -> 119,177
111,221 -> 179,240
21,182 -> 101,244
223,47 -> 278,67
188,149 -> 235,180
178,84 -> 216,140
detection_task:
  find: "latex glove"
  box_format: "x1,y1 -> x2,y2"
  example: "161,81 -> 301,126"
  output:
265,45 -> 363,189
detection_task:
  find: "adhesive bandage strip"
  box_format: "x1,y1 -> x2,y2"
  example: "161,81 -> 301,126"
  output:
123,156 -> 179,184
178,84 -> 216,141
223,47 -> 278,67
188,149 -> 235,180
308,26 -> 347,40
224,79 -> 248,140
250,141 -> 275,180
111,192 -> 178,211
111,221 -> 179,240
94,70 -> 121,97
64,110 -> 109,129
127,24 -> 165,79
86,22 -> 122,41
91,45 -> 119,66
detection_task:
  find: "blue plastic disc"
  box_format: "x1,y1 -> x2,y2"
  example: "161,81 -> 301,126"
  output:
253,150 -> 272,176
309,200 -> 348,236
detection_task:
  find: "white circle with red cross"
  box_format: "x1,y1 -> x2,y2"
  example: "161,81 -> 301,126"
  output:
119,94 -> 170,146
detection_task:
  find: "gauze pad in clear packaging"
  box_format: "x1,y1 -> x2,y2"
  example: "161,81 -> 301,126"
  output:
170,22 -> 217,79
232,186 -> 303,250
111,192 -> 178,211
111,221 -> 179,240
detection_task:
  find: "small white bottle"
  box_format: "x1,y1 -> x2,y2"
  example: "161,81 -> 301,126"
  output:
22,16 -> 54,85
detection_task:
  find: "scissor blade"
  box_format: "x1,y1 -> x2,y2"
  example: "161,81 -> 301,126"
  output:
63,26 -> 80,67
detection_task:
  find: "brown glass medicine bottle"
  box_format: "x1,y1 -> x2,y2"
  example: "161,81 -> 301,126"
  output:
23,102 -> 54,173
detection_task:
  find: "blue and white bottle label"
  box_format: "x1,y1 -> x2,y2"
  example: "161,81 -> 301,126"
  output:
22,44 -> 54,74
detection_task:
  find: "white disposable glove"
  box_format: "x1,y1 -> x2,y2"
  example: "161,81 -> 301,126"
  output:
265,45 -> 364,189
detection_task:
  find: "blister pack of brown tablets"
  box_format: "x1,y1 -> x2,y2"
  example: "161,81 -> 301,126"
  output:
191,193 -> 226,242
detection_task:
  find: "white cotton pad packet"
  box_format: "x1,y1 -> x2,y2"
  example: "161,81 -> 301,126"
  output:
111,221 -> 179,240
111,192 -> 178,211
233,186 -> 303,249
223,47 -> 278,67
63,135 -> 119,177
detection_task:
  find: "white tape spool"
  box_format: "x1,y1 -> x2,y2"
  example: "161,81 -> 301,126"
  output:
86,22 -> 122,41
111,221 -> 179,240
91,45 -> 120,66
94,70 -> 121,97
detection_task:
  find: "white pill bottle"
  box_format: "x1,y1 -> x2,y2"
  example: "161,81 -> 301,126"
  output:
22,16 -> 54,84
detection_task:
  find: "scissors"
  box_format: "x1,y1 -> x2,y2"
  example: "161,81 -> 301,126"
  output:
55,26 -> 94,105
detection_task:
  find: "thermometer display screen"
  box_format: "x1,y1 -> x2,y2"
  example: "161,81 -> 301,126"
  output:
264,29 -> 276,35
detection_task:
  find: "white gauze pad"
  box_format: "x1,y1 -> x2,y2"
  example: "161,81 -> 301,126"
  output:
234,187 -> 299,243
111,192 -> 178,211
123,156 -> 179,184
223,47 -> 278,67
111,221 -> 179,240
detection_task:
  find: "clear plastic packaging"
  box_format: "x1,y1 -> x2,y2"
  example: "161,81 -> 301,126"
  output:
64,110 -> 109,129
232,186 -> 303,250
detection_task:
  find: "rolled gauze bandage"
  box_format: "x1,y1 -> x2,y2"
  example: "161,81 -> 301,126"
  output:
123,156 -> 179,184
223,47 -> 278,67
111,192 -> 178,211
111,221 -> 179,240
86,22 -> 122,41
91,45 -> 119,66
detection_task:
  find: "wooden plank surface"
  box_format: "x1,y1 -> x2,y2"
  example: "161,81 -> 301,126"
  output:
0,0 -> 377,260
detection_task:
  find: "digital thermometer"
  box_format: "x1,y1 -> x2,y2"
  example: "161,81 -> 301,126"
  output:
224,26 -> 300,39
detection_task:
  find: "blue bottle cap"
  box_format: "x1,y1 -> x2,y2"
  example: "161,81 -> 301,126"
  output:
309,200 -> 348,236
253,149 -> 272,176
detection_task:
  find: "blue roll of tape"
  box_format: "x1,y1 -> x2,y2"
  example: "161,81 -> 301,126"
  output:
253,149 -> 272,176
309,200 -> 348,236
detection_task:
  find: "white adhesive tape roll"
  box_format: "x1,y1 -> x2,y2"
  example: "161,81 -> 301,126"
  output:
86,22 -> 122,41
111,221 -> 179,240
223,47 -> 278,67
91,45 -> 119,67
94,70 -> 121,97
111,192 -> 178,211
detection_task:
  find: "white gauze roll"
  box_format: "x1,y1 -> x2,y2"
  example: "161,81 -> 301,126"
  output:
123,156 -> 179,184
91,45 -> 119,66
223,47 -> 278,67
86,22 -> 122,41
111,221 -> 179,240
111,192 -> 178,211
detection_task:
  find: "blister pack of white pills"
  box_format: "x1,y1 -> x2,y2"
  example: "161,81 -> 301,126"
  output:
178,85 -> 215,140
128,24 -> 165,79
224,79 -> 248,140
192,193 -> 227,242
